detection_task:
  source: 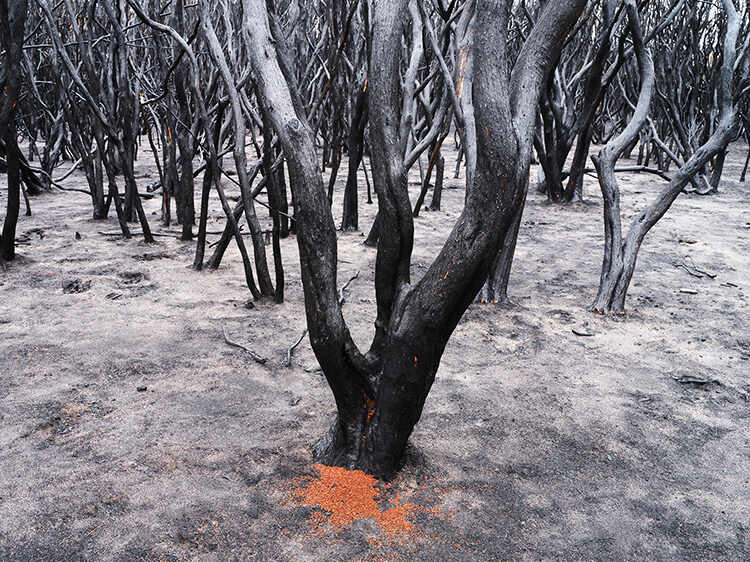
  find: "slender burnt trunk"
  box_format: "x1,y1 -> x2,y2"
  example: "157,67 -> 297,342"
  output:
204,18 -> 274,297
177,134 -> 196,240
741,146 -> 750,183
537,96 -> 568,202
174,0 -> 194,241
207,199 -> 244,270
95,131 -> 130,237
412,131 -> 448,217
364,212 -> 380,247
326,118 -> 344,206
0,0 -> 28,262
342,84 -> 368,231
194,103 -> 226,270
262,117 -> 284,303
428,154 -> 444,211
276,155 -> 290,238
476,200 -> 525,304
708,150 -> 727,192
567,126 -> 594,201
1,128 -> 21,262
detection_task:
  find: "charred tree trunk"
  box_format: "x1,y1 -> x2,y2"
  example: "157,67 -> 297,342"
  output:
428,154 -> 444,211
246,0 -> 586,477
342,83 -> 368,231
262,115 -> 284,303
1,129 -> 22,262
475,200 -> 524,305
203,15 -> 274,297
708,150 -> 727,192
0,0 -> 28,262
276,155 -> 290,238
741,146 -> 750,183
591,1 -> 654,314
364,212 -> 380,247
592,0 -> 743,314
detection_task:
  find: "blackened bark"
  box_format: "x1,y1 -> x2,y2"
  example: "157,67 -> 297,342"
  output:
262,116 -> 284,303
1,128 -> 21,262
364,212 -> 380,247
204,17 -> 274,297
412,135 -> 448,217
0,0 -> 28,262
428,154 -> 444,211
244,0 -> 375,467
708,150 -> 727,192
342,83 -> 368,231
276,155 -> 290,238
591,0 -> 654,315
741,146 -> 750,183
367,0 -> 415,358
173,0 -> 195,241
565,0 -> 618,202
246,0 -> 585,478
194,103 -> 226,270
475,200 -> 524,305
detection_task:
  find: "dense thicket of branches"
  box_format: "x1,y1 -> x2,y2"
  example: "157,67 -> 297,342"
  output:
1,0 -> 748,476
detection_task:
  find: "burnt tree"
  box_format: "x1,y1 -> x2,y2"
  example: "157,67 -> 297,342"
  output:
0,0 -> 29,262
246,0 -> 587,478
591,0 -> 747,314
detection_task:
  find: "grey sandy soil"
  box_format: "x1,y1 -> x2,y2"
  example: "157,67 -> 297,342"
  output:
1,143 -> 748,560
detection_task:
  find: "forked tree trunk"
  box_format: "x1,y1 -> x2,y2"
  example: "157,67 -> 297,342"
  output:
592,1 -> 655,314
246,0 -> 586,478
592,0 -> 742,315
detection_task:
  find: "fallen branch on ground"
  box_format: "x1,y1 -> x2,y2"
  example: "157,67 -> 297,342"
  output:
673,258 -> 716,279
222,326 -> 267,364
98,230 -> 173,238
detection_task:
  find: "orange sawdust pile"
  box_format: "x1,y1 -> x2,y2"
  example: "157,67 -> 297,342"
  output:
291,463 -> 416,537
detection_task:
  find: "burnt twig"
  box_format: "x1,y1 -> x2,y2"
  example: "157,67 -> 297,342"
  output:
283,328 -> 308,368
222,326 -> 267,364
338,271 -> 360,305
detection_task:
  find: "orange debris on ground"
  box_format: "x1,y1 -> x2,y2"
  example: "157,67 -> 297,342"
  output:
291,464 -> 415,537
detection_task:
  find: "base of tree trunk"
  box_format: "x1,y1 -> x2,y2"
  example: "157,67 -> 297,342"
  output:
591,271 -> 628,316
312,415 -> 410,480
